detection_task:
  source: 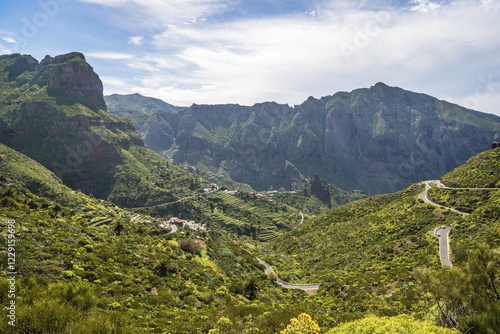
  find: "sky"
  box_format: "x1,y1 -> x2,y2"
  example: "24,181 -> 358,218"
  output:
0,0 -> 500,116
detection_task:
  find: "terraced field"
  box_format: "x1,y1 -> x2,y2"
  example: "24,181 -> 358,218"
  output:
203,192 -> 304,241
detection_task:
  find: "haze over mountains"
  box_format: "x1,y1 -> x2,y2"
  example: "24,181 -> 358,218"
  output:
106,85 -> 500,195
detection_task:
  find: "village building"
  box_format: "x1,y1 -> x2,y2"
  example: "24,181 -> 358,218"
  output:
169,217 -> 207,231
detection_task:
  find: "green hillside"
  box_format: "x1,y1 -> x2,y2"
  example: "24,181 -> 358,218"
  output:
0,53 -> 198,208
104,93 -> 185,134
1,52 -> 498,334
0,143 -> 81,206
327,314 -> 459,334
441,147 -> 500,188
0,144 -> 313,333
268,149 -> 500,332
1,143 -> 498,333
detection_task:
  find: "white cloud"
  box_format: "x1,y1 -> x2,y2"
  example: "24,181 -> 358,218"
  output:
480,0 -> 500,9
79,0 -> 231,30
2,37 -> 16,43
128,35 -> 144,45
447,74 -> 500,112
410,0 -> 441,12
86,51 -> 135,60
91,1 -> 500,116
0,44 -> 11,55
100,75 -> 133,94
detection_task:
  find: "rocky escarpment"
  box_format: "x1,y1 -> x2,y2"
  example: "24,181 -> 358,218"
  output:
1,53 -> 38,83
108,83 -> 500,194
0,53 -> 136,197
104,93 -> 185,152
33,52 -> 107,111
0,52 -> 195,207
104,93 -> 185,130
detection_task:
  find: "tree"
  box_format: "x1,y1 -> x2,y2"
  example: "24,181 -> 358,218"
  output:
415,267 -> 471,329
280,313 -> 320,334
179,239 -> 202,255
467,245 -> 500,301
209,316 -> 233,333
51,203 -> 63,217
153,260 -> 170,277
113,220 -> 125,236
416,245 -> 500,333
311,174 -> 331,205
244,279 -> 258,301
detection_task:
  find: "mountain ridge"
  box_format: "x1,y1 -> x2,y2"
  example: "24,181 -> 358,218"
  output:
0,52 -> 200,207
106,82 -> 500,195
1,98 -> 498,333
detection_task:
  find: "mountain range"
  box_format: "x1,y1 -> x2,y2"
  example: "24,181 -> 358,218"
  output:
1,52 -> 498,333
105,86 -> 500,195
0,52 -> 201,208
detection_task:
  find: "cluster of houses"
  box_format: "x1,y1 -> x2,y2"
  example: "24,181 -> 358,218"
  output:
168,217 -> 207,231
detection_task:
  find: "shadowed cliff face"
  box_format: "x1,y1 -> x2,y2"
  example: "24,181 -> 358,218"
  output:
0,52 -> 195,207
108,83 -> 500,195
0,53 -> 135,198
34,52 -> 107,111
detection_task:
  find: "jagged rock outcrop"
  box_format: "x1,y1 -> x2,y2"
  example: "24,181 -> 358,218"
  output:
0,52 -> 195,207
1,53 -> 38,83
107,83 -> 500,194
104,93 -> 185,152
32,52 -> 107,111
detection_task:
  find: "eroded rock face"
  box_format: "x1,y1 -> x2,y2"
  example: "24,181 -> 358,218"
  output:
0,52 -> 142,199
108,83 -> 500,194
34,52 -> 107,111
0,53 -> 39,82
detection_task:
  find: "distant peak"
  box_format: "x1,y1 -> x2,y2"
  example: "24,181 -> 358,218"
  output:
40,52 -> 86,66
373,82 -> 389,88
370,82 -> 399,99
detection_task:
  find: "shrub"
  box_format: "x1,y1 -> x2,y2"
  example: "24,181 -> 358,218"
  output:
179,239 -> 202,255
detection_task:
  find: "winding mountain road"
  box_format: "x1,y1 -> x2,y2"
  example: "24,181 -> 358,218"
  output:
257,258 -> 321,295
418,180 -> 469,216
418,180 -> 471,267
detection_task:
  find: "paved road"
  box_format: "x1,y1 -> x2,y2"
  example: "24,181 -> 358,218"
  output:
434,226 -> 452,267
418,181 -> 460,267
419,180 -> 469,216
257,258 -> 321,294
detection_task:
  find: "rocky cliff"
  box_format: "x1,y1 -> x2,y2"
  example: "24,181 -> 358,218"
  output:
35,52 -> 107,111
0,52 -> 197,207
104,93 -> 185,152
107,84 -> 500,194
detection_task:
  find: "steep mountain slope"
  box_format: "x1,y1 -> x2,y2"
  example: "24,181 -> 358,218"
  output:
104,94 -> 185,152
0,142 -> 81,206
107,85 -> 500,194
0,143 -> 310,333
441,146 -> 500,188
266,147 -> 499,332
2,126 -> 497,333
2,51 -> 497,333
0,53 -> 197,207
